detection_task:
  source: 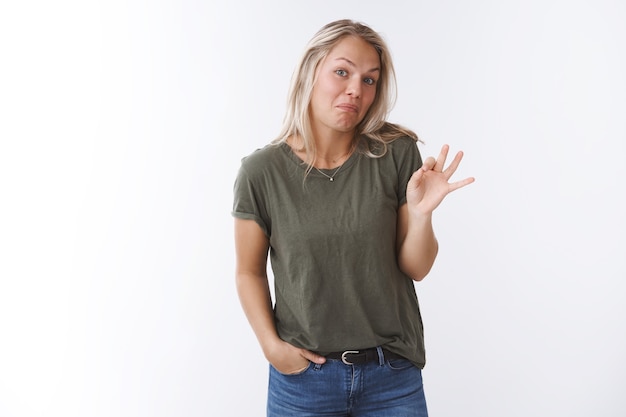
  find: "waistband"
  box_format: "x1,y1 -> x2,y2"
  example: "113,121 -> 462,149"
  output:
325,347 -> 404,365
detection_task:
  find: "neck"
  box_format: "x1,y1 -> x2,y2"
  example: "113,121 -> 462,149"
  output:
312,124 -> 356,162
288,133 -> 356,169
316,143 -> 353,162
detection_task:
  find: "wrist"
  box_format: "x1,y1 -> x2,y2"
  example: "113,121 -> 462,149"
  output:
407,208 -> 433,224
260,335 -> 285,361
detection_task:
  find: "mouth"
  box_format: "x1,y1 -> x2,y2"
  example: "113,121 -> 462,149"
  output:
336,103 -> 359,113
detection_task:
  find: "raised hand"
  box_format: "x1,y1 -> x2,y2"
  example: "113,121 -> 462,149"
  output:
406,144 -> 475,216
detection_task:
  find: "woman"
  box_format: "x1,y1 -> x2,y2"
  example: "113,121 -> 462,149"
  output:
232,19 -> 474,416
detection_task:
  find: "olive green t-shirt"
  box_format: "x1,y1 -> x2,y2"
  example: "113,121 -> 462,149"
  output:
232,136 -> 426,368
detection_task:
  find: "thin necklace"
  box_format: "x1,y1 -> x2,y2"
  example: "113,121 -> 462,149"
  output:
315,164 -> 344,182
313,144 -> 355,182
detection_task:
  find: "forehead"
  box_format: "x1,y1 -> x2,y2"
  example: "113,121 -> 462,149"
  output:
325,35 -> 380,68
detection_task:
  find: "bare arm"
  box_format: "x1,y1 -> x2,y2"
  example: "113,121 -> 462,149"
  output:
396,204 -> 438,281
234,218 -> 325,373
396,145 -> 474,281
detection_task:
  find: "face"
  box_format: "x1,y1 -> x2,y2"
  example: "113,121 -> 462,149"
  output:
309,35 -> 381,138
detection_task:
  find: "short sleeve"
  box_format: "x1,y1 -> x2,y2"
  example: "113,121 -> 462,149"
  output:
231,161 -> 271,237
395,137 -> 423,206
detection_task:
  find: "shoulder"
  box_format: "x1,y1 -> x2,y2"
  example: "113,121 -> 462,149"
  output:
388,136 -> 419,152
377,136 -> 421,162
384,136 -> 423,171
238,143 -> 286,174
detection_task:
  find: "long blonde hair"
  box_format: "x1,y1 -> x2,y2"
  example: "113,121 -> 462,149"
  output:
272,19 -> 418,165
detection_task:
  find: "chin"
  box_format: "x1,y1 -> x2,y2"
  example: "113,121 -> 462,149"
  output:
334,120 -> 360,132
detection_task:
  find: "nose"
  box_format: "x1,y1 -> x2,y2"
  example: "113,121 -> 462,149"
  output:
346,78 -> 361,98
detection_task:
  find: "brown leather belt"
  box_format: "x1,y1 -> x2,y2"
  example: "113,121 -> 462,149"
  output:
325,348 -> 405,365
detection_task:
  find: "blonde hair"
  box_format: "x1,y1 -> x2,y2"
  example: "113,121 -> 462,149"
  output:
272,19 -> 418,165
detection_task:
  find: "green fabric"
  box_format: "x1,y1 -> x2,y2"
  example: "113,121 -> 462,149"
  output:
232,136 -> 427,368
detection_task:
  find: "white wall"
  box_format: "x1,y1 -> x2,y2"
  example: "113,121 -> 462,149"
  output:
1,0 -> 624,416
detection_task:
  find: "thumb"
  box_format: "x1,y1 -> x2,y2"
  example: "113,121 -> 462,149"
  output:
408,167 -> 425,191
301,349 -> 327,364
421,156 -> 436,171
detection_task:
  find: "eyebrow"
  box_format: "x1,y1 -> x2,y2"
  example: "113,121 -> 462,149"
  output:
334,57 -> 380,73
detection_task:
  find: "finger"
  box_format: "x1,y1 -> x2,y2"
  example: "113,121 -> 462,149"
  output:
408,166 -> 425,190
434,144 -> 449,172
442,151 -> 465,179
448,176 -> 475,192
301,349 -> 326,364
421,156 -> 436,172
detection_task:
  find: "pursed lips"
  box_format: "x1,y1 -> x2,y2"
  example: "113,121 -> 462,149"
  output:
336,103 -> 359,113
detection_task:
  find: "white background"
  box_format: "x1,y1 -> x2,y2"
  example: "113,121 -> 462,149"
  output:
1,1 -> 625,416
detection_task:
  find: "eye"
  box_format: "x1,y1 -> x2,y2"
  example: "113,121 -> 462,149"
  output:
364,77 -> 376,86
335,69 -> 348,77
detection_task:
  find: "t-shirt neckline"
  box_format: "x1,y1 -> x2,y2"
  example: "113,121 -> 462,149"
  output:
279,141 -> 360,180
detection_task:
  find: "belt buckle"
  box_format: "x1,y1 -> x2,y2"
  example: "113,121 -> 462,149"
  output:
341,350 -> 360,365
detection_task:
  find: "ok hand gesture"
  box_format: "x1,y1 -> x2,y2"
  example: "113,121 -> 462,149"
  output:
406,145 -> 475,216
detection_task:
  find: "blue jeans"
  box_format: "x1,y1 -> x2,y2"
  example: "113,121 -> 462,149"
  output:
267,347 -> 428,417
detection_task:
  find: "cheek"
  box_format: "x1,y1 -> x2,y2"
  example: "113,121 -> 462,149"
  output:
317,73 -> 340,92
362,91 -> 377,112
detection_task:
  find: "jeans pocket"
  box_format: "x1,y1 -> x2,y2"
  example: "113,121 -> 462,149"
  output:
386,358 -> 415,371
271,361 -> 312,376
